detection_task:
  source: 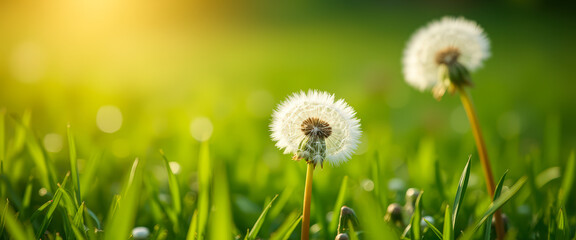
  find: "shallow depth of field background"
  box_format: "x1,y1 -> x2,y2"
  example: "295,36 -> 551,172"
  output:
1,0 -> 575,239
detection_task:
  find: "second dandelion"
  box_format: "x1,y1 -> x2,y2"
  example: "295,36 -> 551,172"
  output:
271,90 -> 361,240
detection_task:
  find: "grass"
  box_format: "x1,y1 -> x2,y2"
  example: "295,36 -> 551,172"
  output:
1,3 -> 575,240
0,100 -> 574,240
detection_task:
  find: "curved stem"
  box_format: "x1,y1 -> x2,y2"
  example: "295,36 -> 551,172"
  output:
301,163 -> 315,240
458,87 -> 505,239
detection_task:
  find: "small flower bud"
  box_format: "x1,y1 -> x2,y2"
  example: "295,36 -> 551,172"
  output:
335,233 -> 349,240
338,206 -> 359,234
385,203 -> 404,228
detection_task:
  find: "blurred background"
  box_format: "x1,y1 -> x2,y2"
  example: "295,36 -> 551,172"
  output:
1,0 -> 576,238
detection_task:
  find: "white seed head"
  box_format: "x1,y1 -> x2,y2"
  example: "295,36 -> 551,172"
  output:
403,16 -> 490,91
270,90 -> 361,166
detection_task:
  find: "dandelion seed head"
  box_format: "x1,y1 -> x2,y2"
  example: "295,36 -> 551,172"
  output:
403,16 -> 490,91
270,90 -> 361,166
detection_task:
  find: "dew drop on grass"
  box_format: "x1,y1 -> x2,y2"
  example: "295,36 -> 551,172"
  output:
96,105 -> 123,133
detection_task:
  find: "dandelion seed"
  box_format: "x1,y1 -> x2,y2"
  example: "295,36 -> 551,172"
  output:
403,16 -> 490,98
270,90 -> 361,167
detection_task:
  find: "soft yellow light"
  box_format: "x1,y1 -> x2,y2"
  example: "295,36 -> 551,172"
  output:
190,117 -> 213,142
43,133 -> 63,153
97,105 -> 123,133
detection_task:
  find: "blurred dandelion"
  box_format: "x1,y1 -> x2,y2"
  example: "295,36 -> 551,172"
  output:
402,16 -> 505,239
403,16 -> 490,99
270,90 -> 361,240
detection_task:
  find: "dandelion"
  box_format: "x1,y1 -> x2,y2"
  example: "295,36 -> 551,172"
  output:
271,90 -> 361,240
402,16 -> 505,239
403,16 -> 490,99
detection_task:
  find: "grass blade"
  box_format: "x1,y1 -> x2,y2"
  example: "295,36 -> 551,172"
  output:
197,142 -> 211,240
0,108 -> 5,173
26,128 -> 55,192
246,194 -> 279,240
67,124 -> 81,205
424,218 -> 443,240
186,210 -> 198,240
484,170 -> 508,240
270,211 -> 301,240
443,205 -> 452,240
329,176 -> 349,235
36,172 -> 70,239
458,176 -> 528,240
1,199 -> 35,239
160,150 -> 182,216
104,158 -> 143,240
411,190 -> 423,240
559,151 -> 575,207
0,199 -> 8,237
270,212 -> 302,240
556,207 -> 569,240
210,163 -> 234,240
453,156 -> 471,229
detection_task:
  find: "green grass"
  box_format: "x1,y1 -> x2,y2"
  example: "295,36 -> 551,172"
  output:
1,3 -> 576,240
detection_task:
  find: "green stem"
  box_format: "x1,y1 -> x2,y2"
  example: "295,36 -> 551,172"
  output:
301,163 -> 315,240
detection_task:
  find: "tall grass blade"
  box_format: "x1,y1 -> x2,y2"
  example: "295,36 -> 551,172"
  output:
29,200 -> 53,222
483,171 -> 507,240
559,151 -> 575,207
0,108 -> 5,173
20,176 -> 34,220
67,124 -> 82,205
26,128 -> 55,192
443,205 -> 452,240
270,211 -> 301,240
104,158 -> 143,240
245,194 -> 279,240
411,190 -> 423,240
197,142 -> 211,240
160,150 -> 182,215
329,176 -> 349,235
453,156 -> 471,229
424,218 -> 443,240
0,199 -> 8,237
1,199 -> 35,239
210,163 -> 234,240
186,210 -> 198,240
36,172 -> 70,239
556,207 -> 569,240
459,176 -> 527,240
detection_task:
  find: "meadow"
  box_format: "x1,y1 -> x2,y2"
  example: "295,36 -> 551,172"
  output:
1,1 -> 575,239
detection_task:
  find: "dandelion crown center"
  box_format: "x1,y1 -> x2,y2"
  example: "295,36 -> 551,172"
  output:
435,46 -> 461,66
300,117 -> 332,139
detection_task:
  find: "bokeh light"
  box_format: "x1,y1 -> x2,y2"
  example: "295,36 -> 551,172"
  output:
96,105 -> 123,133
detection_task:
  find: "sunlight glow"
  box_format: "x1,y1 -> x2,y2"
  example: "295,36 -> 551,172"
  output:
97,105 -> 123,133
190,117 -> 213,142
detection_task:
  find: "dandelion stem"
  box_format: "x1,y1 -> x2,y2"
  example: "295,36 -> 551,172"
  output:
302,162 -> 315,240
458,87 -> 506,240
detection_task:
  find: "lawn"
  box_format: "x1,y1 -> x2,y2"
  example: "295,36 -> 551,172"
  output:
0,1 -> 575,239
